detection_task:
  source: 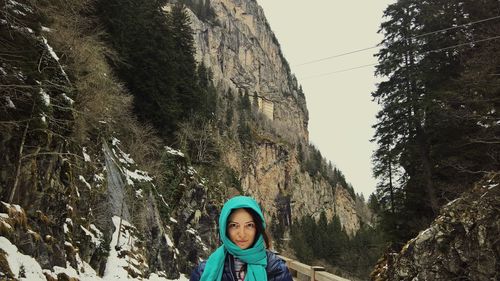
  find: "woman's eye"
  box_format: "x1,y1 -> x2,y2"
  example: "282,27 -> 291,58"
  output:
245,223 -> 255,229
229,223 -> 239,229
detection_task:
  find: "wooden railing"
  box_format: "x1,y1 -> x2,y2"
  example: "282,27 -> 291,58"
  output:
279,255 -> 351,281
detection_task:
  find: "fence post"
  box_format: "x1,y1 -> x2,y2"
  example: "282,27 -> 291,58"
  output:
311,266 -> 325,281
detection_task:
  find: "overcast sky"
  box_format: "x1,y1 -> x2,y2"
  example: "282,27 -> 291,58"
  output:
257,0 -> 395,198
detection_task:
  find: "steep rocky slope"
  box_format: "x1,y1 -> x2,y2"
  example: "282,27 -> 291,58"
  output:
182,0 -> 361,235
371,173 -> 500,281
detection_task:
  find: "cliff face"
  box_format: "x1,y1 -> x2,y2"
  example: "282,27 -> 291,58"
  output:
182,0 -> 361,236
188,0 -> 308,138
371,173 -> 500,281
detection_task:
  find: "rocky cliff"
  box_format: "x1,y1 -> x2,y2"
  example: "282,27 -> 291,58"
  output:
370,173 -> 500,281
189,0 -> 308,138
179,0 -> 361,236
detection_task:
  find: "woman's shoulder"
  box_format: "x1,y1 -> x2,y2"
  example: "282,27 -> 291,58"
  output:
265,250 -> 291,277
266,250 -> 285,265
189,260 -> 207,281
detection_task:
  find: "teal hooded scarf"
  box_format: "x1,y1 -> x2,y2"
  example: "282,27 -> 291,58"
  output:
200,196 -> 268,281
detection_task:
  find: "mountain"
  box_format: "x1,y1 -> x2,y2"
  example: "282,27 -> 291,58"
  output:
182,0 -> 362,236
0,0 -> 369,280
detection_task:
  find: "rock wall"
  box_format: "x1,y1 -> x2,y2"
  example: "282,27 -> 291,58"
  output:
179,0 -> 361,236
371,174 -> 500,281
186,0 -> 309,140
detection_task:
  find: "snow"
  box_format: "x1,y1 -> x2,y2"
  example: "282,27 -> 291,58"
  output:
79,175 -> 92,190
83,147 -> 91,162
41,36 -> 70,82
5,96 -> 16,108
95,173 -> 105,182
0,215 -> 189,281
41,26 -> 52,32
104,216 -> 145,280
113,144 -> 135,165
135,189 -> 144,198
476,121 -> 490,128
2,202 -> 23,213
7,0 -> 33,13
62,93 -> 74,105
487,183 -> 498,189
187,166 -> 197,176
13,9 -> 27,16
124,169 -> 153,185
165,234 -> 175,247
0,237 -> 46,280
1,221 -> 12,229
164,146 -> 185,157
81,225 -> 102,247
40,88 -> 50,106
90,224 -> 103,237
42,37 -> 60,62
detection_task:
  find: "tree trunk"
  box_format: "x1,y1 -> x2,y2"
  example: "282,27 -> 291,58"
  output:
10,120 -> 30,203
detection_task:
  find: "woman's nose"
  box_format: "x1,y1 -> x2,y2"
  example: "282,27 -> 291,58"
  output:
238,227 -> 245,237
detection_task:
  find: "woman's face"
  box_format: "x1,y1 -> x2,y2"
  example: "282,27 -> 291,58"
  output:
227,208 -> 257,249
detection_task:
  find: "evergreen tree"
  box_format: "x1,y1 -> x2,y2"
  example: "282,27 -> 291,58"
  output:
197,63 -> 217,120
98,1 -> 219,140
168,3 -> 201,118
290,219 -> 314,263
373,0 -> 500,247
98,0 -> 179,137
373,0 -> 444,243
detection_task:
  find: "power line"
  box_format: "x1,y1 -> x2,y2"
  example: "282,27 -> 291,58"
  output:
427,34 -> 500,53
301,35 -> 500,80
294,46 -> 378,67
301,63 -> 377,80
293,15 -> 500,67
412,15 -> 500,40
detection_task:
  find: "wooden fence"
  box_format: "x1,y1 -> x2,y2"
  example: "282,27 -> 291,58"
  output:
279,256 -> 351,281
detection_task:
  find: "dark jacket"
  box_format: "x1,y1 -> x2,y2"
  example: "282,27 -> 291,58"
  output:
189,250 -> 293,281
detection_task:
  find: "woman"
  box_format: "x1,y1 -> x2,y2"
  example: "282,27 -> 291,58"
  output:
189,196 -> 293,281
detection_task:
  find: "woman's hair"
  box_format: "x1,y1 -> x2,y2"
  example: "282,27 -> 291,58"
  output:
226,207 -> 272,249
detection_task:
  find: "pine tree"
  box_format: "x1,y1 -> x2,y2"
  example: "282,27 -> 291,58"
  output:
373,0 -> 500,247
373,0 -> 440,243
97,0 -> 179,137
168,3 -> 201,118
